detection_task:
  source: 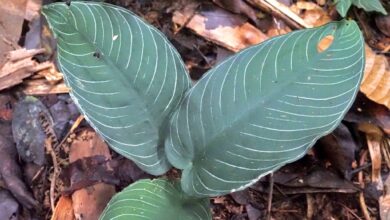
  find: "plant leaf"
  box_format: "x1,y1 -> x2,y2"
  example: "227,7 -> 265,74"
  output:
352,0 -> 387,15
165,20 -> 365,197
99,179 -> 211,220
360,45 -> 390,109
334,0 -> 387,17
42,2 -> 191,175
334,0 -> 352,17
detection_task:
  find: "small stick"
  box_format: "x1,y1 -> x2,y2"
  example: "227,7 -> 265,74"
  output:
337,202 -> 363,220
247,0 -> 311,29
306,193 -> 314,219
31,166 -> 45,183
56,115 -> 84,149
273,183 -> 286,197
44,115 -> 84,213
267,173 -> 274,220
7,48 -> 46,61
358,150 -> 371,220
45,138 -> 59,212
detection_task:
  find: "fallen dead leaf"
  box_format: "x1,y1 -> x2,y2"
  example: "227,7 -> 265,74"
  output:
62,155 -> 119,194
382,139 -> 390,169
173,3 -> 268,52
344,92 -> 390,135
212,0 -> 259,25
51,196 -> 75,220
295,1 -> 318,10
69,129 -> 116,220
0,134 -> 38,209
360,45 -> 390,109
375,14 -> 390,37
231,189 -> 251,205
246,204 -> 262,220
316,123 -> 356,179
290,1 -> 331,27
361,124 -> 384,191
285,167 -> 358,191
367,138 -> 383,189
0,189 -> 19,220
0,0 -> 26,66
266,17 -> 292,37
12,96 -> 51,165
25,0 -> 42,21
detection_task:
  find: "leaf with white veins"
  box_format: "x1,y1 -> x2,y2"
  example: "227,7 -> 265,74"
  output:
166,20 -> 365,197
42,2 -> 191,175
100,179 -> 211,220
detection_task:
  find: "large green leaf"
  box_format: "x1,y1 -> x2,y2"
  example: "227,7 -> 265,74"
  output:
100,179 -> 211,220
42,2 -> 191,175
165,20 -> 365,197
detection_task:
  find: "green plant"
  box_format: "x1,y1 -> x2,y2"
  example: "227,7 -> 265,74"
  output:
100,179 -> 211,219
334,0 -> 387,17
42,1 -> 365,219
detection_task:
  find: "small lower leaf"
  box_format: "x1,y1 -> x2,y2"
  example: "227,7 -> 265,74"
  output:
100,179 -> 211,220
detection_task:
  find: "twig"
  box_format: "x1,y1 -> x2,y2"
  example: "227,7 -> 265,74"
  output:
358,150 -> 371,220
45,138 -> 59,213
381,138 -> 390,168
270,208 -> 299,213
56,115 -> 84,149
31,166 -> 45,183
7,48 -> 46,61
267,173 -> 274,220
246,0 -> 311,29
43,115 -> 84,213
337,202 -> 363,220
273,183 -> 287,197
349,163 -> 372,176
306,193 -> 314,219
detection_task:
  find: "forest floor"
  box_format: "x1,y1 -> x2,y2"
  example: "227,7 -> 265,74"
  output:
0,0 -> 390,219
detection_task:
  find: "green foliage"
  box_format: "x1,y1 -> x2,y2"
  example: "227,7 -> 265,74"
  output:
335,0 -> 387,17
42,2 -> 191,175
100,179 -> 211,220
43,1 -> 366,219
165,20 -> 364,197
